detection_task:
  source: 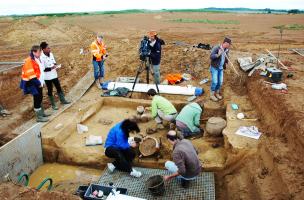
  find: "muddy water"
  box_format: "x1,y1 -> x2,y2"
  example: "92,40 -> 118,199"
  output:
29,163 -> 102,191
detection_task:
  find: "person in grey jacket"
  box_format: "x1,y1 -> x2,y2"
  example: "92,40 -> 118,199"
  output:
209,37 -> 231,101
163,130 -> 202,188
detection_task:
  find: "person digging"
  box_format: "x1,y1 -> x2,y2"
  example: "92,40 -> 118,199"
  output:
146,88 -> 177,129
104,119 -> 142,178
175,100 -> 204,138
40,42 -> 70,110
209,37 -> 231,102
163,130 -> 202,188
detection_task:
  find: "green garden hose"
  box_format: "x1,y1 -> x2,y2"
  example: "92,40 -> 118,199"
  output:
17,173 -> 29,186
36,177 -> 53,191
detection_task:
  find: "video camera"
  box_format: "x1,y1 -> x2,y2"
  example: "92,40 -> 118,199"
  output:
139,36 -> 151,61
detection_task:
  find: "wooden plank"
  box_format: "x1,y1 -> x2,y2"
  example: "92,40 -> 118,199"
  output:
265,49 -> 288,70
290,49 -> 304,57
12,68 -> 94,134
0,62 -> 24,65
0,65 -> 22,73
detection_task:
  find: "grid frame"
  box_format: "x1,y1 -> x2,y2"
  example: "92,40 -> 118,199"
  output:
98,167 -> 215,200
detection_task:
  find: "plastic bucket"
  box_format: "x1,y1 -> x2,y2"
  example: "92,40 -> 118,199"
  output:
146,175 -> 165,196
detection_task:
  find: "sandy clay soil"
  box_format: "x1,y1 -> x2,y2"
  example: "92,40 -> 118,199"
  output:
0,12 -> 304,199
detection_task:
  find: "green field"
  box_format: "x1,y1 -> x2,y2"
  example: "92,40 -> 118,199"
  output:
3,8 -> 303,19
168,18 -> 240,25
273,24 -> 304,30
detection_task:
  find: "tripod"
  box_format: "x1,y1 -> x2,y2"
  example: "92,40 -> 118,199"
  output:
129,57 -> 160,98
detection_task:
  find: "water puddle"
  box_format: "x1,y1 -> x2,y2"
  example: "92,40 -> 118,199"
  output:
29,163 -> 102,191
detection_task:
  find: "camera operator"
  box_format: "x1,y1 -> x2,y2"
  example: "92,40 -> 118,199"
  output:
148,31 -> 164,84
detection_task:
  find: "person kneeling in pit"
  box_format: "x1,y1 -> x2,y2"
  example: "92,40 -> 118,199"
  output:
147,88 -> 177,129
164,130 -> 202,188
175,100 -> 204,138
104,119 -> 142,178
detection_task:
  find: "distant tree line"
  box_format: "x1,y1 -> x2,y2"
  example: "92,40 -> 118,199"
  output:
288,9 -> 302,14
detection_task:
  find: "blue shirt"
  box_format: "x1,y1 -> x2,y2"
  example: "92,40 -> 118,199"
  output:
104,122 -> 130,150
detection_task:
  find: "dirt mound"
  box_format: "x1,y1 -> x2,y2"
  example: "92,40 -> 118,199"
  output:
247,75 -> 304,149
3,18 -> 71,48
0,182 -> 81,200
0,17 -> 94,146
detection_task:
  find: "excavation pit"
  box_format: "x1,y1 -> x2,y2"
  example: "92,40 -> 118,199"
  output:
41,94 -> 227,171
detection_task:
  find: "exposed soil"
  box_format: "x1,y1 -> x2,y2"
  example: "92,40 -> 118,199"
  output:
0,12 -> 304,199
0,182 -> 81,200
0,17 -> 94,145
41,96 -> 226,171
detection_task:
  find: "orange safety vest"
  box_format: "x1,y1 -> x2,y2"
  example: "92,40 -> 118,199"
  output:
165,74 -> 183,85
90,40 -> 106,61
21,57 -> 41,81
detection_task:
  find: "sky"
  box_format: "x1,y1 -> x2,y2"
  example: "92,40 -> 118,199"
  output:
0,0 -> 303,16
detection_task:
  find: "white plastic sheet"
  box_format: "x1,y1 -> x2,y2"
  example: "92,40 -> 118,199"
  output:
104,82 -> 201,96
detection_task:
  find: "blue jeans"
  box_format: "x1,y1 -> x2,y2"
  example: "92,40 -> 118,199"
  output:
176,121 -> 201,138
165,161 -> 197,181
153,64 -> 161,84
92,60 -> 105,80
210,66 -> 223,92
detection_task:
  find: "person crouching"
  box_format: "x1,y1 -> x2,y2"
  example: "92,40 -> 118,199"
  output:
147,88 -> 177,129
163,130 -> 202,188
104,119 -> 142,178
175,100 -> 204,138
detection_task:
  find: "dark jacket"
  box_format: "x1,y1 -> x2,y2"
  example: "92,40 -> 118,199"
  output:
150,38 -> 162,65
173,139 -> 202,178
210,44 -> 229,68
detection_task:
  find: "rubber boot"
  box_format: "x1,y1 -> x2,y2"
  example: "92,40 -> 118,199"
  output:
58,92 -> 71,104
215,91 -> 223,100
41,106 -> 51,117
48,96 -> 58,110
35,109 -> 49,122
210,91 -> 218,102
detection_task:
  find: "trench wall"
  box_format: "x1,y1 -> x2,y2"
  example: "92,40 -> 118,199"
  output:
0,124 -> 43,182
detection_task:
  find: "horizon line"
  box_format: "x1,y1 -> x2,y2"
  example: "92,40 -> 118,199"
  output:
1,7 -> 303,17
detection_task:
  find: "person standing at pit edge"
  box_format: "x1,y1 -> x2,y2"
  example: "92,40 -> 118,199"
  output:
20,45 -> 50,122
209,37 -> 231,102
90,34 -> 108,89
40,42 -> 70,110
148,30 -> 165,84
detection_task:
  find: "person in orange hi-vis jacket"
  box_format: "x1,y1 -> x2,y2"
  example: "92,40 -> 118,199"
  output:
20,45 -> 50,122
90,34 -> 108,89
